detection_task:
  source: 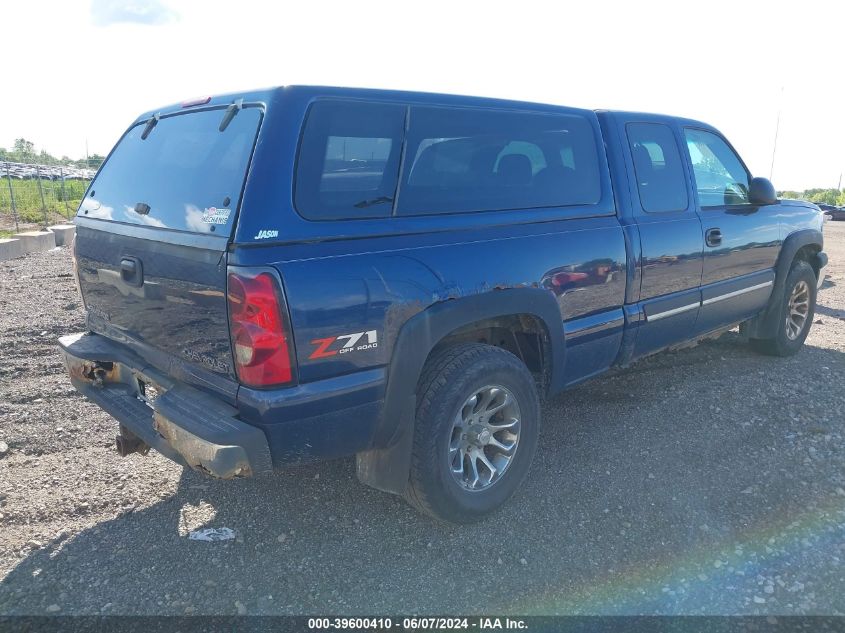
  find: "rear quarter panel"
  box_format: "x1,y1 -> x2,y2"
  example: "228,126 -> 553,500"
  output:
230,216 -> 627,386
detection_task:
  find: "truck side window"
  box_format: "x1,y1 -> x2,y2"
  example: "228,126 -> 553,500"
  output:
295,101 -> 406,220
684,128 -> 751,207
495,141 -> 547,175
625,123 -> 689,213
397,106 -> 602,215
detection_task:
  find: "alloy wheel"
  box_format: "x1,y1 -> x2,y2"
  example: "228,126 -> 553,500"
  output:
785,280 -> 810,340
448,385 -> 521,491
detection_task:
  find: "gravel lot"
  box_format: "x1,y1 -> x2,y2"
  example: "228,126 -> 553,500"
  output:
1,223 -> 844,617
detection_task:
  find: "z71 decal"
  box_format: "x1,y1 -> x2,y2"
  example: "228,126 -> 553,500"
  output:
309,330 -> 378,360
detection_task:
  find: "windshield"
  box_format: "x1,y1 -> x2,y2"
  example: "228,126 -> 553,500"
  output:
78,106 -> 262,235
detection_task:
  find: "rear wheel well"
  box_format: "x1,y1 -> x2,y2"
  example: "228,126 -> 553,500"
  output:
427,314 -> 551,394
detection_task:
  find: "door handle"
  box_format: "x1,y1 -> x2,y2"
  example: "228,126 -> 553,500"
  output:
120,257 -> 143,286
705,228 -> 722,247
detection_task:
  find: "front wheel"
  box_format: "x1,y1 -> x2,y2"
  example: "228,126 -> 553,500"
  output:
404,343 -> 540,523
750,260 -> 817,357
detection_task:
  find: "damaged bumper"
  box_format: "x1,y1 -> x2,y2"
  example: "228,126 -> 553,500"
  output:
58,332 -> 272,479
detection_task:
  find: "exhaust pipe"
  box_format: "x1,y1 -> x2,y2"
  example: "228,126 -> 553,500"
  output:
115,428 -> 148,457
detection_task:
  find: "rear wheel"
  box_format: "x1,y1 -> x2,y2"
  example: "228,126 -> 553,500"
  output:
405,343 -> 540,523
750,260 -> 817,357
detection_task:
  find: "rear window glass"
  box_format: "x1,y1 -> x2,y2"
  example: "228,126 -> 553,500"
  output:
626,122 -> 689,213
78,107 -> 261,235
295,101 -> 405,220
397,106 -> 602,215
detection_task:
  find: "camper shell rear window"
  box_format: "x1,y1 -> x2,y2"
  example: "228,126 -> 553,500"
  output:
78,105 -> 262,236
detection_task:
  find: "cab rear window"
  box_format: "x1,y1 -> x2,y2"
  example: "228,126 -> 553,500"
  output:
78,106 -> 262,235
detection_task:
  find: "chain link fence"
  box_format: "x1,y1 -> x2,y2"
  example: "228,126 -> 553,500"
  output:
1,162 -> 95,234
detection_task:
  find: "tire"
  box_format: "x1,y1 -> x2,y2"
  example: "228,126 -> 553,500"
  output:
750,260 -> 817,357
404,343 -> 540,523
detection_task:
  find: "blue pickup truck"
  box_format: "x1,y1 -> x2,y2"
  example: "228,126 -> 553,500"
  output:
60,86 -> 827,523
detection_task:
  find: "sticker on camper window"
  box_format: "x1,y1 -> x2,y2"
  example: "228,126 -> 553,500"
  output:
202,207 -> 231,225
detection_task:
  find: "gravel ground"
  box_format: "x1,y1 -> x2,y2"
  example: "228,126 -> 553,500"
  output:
1,224 -> 844,617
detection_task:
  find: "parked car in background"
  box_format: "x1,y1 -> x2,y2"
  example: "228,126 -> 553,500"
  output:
60,86 -> 827,523
815,203 -> 844,221
827,206 -> 845,221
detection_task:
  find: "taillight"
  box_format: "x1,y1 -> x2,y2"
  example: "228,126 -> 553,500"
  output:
227,271 -> 295,387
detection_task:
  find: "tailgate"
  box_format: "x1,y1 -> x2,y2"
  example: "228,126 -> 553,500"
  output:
73,102 -> 263,381
74,223 -> 234,376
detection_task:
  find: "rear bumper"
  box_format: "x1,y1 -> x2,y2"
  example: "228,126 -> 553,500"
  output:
58,332 -> 272,479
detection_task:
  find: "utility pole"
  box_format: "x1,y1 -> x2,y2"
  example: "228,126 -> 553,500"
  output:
769,87 -> 783,181
5,162 -> 19,233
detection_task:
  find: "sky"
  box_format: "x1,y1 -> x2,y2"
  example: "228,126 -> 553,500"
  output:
1,0 -> 842,191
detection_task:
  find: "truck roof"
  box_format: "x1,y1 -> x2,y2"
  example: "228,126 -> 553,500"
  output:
133,85 -> 602,122
595,108 -> 715,130
135,85 -> 716,133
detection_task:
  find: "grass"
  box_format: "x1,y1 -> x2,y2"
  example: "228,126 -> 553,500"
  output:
0,177 -> 88,227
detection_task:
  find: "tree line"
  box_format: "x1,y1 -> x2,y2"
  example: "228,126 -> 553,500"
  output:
0,138 -> 104,170
779,188 -> 845,207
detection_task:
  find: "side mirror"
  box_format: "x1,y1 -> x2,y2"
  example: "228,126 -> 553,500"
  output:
749,177 -> 777,205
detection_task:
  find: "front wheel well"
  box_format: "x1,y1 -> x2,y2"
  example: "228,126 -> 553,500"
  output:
794,243 -> 821,277
742,236 -> 822,341
428,314 -> 551,395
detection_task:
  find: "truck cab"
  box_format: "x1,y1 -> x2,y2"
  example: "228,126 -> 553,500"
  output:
60,86 -> 826,523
